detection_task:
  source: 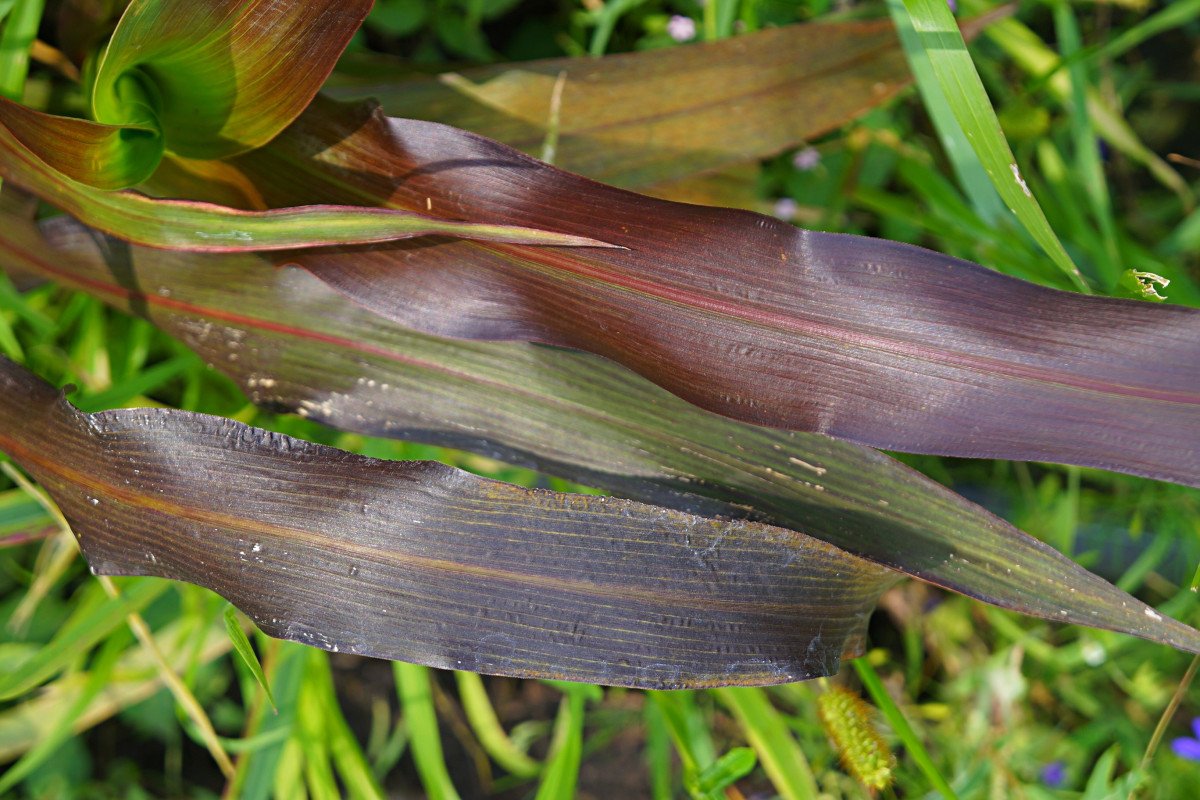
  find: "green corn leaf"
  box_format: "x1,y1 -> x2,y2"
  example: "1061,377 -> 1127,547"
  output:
0,99 -> 616,251
92,0 -> 370,161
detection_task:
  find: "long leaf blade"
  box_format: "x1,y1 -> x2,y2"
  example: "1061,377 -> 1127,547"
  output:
0,354 -> 896,688
6,211 -> 1199,657
231,98 -> 1200,486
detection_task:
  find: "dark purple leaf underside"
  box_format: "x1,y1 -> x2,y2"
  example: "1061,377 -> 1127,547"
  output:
229,98 -> 1200,486
0,355 -> 896,688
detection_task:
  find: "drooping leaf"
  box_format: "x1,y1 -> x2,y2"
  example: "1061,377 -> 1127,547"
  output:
6,211 -> 1199,656
325,20 -> 914,190
0,97 -> 617,251
0,354 -> 898,688
223,97 -> 1200,486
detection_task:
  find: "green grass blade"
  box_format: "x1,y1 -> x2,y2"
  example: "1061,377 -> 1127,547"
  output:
395,662 -> 462,800
901,0 -> 1088,291
712,687 -> 818,800
1052,0 -> 1120,288
642,697 -> 674,800
852,658 -> 959,799
309,648 -> 385,800
885,0 -> 1006,225
588,0 -> 648,56
454,671 -> 541,778
0,0 -> 44,100
0,626 -> 127,794
0,578 -> 168,699
1063,0 -> 1200,74
223,605 -> 276,713
686,747 -> 756,798
647,691 -> 717,775
233,643 -> 307,800
534,685 -> 588,800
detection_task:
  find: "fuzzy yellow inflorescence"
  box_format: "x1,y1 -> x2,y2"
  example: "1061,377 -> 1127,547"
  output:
817,686 -> 896,791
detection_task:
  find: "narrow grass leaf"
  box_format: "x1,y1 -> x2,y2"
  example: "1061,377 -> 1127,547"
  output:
0,0 -> 44,100
233,643 -> 308,800
534,686 -> 587,800
224,605 -> 276,713
712,687 -> 818,800
0,577 -> 167,699
8,212 -> 1200,658
982,14 -> 1191,206
0,616 -> 232,763
396,663 -> 463,800
900,0 -> 1086,290
308,648 -> 385,800
454,671 -> 541,778
885,0 -> 1006,225
0,628 -> 127,794
647,691 -> 717,784
685,746 -> 756,798
296,652 -> 339,800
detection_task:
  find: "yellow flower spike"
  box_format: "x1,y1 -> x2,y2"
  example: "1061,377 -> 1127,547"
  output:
817,685 -> 896,792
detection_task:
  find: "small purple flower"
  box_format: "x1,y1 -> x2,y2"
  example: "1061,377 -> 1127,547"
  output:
772,197 -> 798,220
1171,717 -> 1200,761
1040,761 -> 1067,788
792,147 -> 820,171
947,0 -> 957,12
667,15 -> 696,42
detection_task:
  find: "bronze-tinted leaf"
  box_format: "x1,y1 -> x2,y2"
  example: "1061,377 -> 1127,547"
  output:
325,20 -> 912,189
0,355 -> 896,688
7,211 -> 1199,656
228,98 -> 1200,486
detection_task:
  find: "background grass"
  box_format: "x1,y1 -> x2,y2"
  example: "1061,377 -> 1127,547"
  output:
2,0 -> 1199,797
